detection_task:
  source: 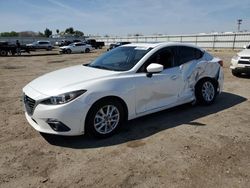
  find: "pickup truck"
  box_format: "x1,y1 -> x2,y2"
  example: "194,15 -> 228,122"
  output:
85,39 -> 105,49
0,41 -> 31,56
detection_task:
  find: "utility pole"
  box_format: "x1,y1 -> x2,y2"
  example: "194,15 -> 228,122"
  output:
237,19 -> 242,32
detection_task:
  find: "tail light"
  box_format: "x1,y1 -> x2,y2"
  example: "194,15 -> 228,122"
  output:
218,60 -> 223,67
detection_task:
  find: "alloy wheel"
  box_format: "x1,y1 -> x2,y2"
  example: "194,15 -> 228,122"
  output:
94,105 -> 120,134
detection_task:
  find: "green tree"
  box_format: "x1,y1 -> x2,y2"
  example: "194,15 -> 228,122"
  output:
65,27 -> 74,34
74,30 -> 84,36
44,28 -> 52,37
0,31 -> 18,37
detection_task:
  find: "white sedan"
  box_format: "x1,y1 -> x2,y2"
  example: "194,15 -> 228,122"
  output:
59,42 -> 93,54
23,42 -> 224,137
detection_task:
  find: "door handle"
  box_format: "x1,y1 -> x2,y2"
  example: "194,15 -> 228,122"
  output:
170,75 -> 177,80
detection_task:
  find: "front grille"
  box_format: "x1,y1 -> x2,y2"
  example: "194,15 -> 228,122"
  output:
238,60 -> 250,65
241,57 -> 250,60
24,95 -> 36,115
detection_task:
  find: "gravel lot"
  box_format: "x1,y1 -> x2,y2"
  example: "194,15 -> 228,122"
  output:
0,48 -> 249,188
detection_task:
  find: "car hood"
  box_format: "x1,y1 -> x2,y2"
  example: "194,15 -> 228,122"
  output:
25,65 -> 119,96
26,43 -> 34,46
60,46 -> 70,49
238,49 -> 250,57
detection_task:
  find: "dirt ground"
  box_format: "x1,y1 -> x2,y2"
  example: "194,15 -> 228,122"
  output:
0,48 -> 249,188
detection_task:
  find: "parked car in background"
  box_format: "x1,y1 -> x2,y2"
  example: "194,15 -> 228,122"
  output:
243,43 -> 250,49
26,41 -> 53,51
107,42 -> 131,51
230,47 -> 250,76
55,39 -> 82,47
59,42 -> 93,54
86,39 -> 105,49
23,42 -> 223,138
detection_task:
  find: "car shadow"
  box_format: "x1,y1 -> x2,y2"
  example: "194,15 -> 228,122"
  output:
15,51 -> 96,57
41,92 -> 247,149
12,53 -> 59,57
235,74 -> 250,79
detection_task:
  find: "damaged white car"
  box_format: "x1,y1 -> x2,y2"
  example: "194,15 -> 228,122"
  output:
23,42 -> 224,137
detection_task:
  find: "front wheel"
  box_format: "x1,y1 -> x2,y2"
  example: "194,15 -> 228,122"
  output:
232,69 -> 241,77
86,99 -> 124,138
85,48 -> 90,53
195,79 -> 217,105
66,49 -> 72,54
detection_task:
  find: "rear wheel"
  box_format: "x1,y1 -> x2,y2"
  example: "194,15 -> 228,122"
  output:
0,50 -> 8,56
86,99 -> 125,138
195,79 -> 217,105
85,48 -> 90,53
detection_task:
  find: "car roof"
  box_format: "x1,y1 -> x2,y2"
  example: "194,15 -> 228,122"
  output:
123,42 -> 203,51
73,42 -> 86,44
37,40 -> 50,43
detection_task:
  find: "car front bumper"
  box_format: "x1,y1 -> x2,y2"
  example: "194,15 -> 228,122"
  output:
23,89 -> 91,136
230,59 -> 250,72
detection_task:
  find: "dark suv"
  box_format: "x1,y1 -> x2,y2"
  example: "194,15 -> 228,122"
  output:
107,42 -> 131,51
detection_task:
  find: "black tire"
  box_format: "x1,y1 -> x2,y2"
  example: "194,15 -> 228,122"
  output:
195,78 -> 217,105
66,49 -> 72,54
85,99 -> 125,138
0,50 -> 8,56
232,69 -> 241,77
85,48 -> 90,53
46,46 -> 52,51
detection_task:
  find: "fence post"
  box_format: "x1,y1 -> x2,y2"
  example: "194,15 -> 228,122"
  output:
232,33 -> 236,50
212,35 -> 216,49
195,35 -> 198,45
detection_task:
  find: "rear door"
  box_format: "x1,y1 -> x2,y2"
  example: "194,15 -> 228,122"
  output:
176,46 -> 204,99
74,43 -> 83,52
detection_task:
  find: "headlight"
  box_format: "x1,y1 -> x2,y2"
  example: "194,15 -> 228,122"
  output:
232,55 -> 240,61
41,90 -> 86,105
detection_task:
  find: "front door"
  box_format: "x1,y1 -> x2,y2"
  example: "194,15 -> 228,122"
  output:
134,47 -> 184,114
135,67 -> 183,114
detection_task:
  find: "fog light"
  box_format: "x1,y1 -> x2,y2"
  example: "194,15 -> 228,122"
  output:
46,119 -> 71,132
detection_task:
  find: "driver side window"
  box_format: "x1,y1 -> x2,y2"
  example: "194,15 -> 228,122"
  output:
138,47 -> 175,72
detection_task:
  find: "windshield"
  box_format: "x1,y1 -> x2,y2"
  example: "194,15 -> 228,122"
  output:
87,46 -> 152,71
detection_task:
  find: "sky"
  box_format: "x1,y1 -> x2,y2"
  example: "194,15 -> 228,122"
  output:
0,0 -> 249,36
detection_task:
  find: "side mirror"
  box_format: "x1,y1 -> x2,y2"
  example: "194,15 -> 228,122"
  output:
146,63 -> 163,77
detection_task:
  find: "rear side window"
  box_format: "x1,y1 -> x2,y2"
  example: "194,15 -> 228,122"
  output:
75,43 -> 83,46
38,42 -> 49,45
177,46 -> 203,66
